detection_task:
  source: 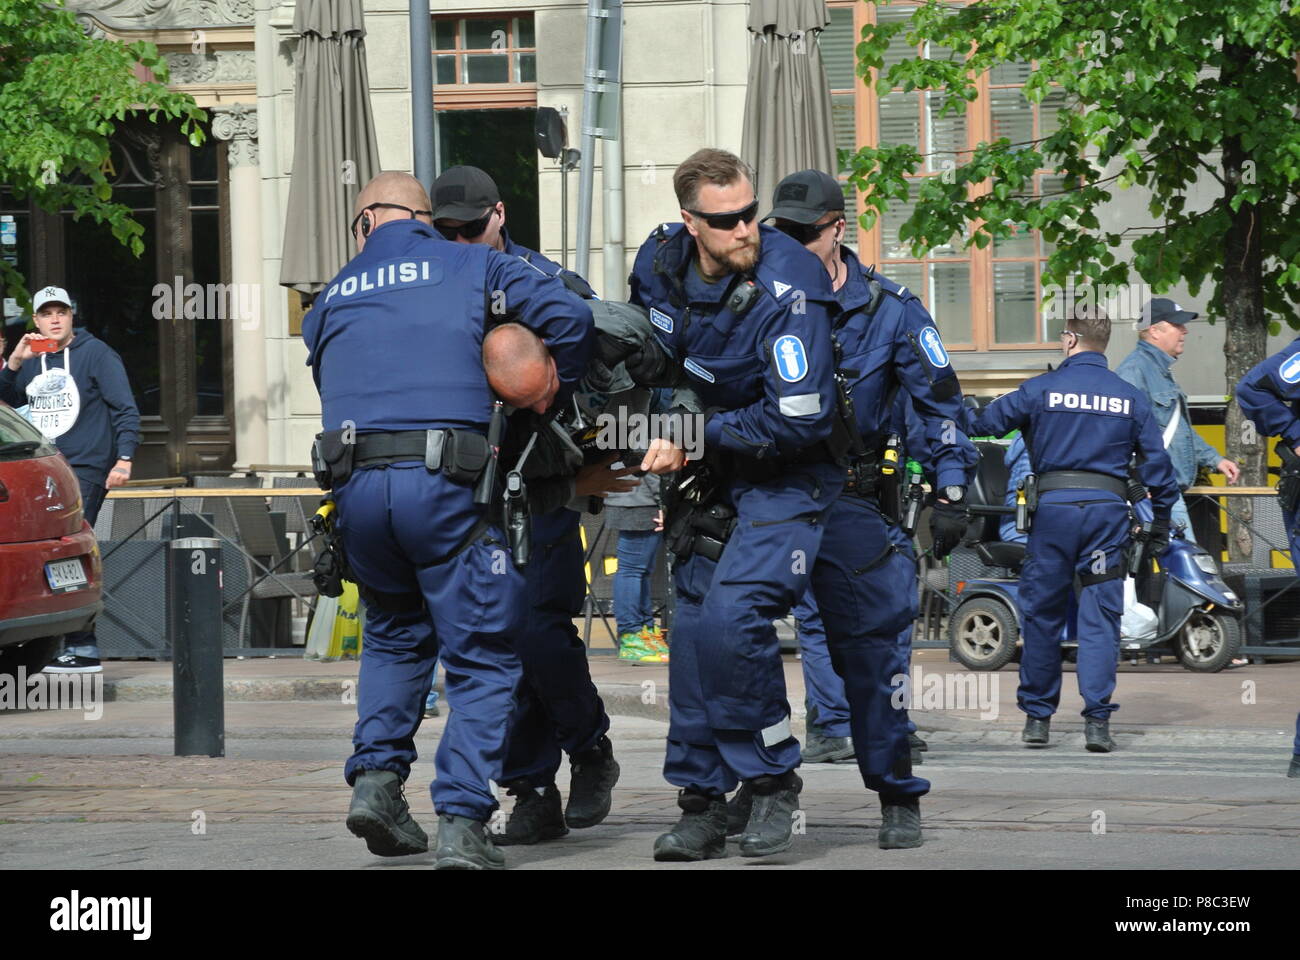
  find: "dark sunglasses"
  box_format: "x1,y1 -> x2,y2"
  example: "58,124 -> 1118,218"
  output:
434,209 -> 495,241
686,199 -> 760,231
350,202 -> 433,237
773,217 -> 843,245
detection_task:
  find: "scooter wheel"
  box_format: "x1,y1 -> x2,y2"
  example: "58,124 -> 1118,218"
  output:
1176,611 -> 1242,673
948,596 -> 1019,671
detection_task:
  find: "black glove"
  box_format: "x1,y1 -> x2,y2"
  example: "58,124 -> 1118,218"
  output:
929,497 -> 970,559
1146,518 -> 1171,561
624,342 -> 678,387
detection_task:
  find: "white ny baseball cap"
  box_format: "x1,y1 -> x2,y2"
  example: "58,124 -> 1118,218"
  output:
32,286 -> 72,312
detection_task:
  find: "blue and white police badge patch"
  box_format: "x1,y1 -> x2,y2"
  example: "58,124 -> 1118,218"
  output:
649,308 -> 674,334
683,358 -> 715,383
919,326 -> 951,368
1281,353 -> 1300,384
773,335 -> 809,383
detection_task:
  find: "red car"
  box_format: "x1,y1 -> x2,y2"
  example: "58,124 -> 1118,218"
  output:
0,401 -> 102,680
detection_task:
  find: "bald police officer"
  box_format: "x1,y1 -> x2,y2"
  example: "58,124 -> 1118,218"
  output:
304,171 -> 594,870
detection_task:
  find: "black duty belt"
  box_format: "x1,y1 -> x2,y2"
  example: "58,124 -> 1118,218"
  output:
355,430 -> 444,468
1037,470 -> 1128,499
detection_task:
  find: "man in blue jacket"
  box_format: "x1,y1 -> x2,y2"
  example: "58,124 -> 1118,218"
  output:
1,285 -> 140,674
304,171 -> 594,869
1114,298 -> 1239,541
629,149 -> 845,861
1234,343 -> 1300,778
970,306 -> 1178,752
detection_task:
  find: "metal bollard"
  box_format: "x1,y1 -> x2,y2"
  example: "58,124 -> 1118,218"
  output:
169,537 -> 224,757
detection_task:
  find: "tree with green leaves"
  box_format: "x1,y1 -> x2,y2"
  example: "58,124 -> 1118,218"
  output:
848,0 -> 1300,557
0,0 -> 206,312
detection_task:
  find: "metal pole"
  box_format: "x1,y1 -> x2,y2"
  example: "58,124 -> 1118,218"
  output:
575,0 -> 603,279
410,0 -> 435,190
170,537 -> 224,757
561,160 -> 569,270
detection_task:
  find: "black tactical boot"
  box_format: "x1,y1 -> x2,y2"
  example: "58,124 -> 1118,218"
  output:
1288,755 -> 1300,779
494,781 -> 568,846
738,771 -> 803,858
1022,716 -> 1051,745
345,769 -> 428,857
725,782 -> 753,837
433,814 -> 505,870
878,797 -> 923,849
1085,718 -> 1116,753
653,790 -> 728,861
565,734 -> 621,828
801,723 -> 855,763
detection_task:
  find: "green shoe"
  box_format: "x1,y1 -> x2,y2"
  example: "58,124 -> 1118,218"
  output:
617,632 -> 659,664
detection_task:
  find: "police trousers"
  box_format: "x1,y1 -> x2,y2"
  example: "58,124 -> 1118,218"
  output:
664,463 -> 840,796
502,507 -> 610,788
1017,490 -> 1129,721
336,463 -> 524,822
809,494 -> 929,800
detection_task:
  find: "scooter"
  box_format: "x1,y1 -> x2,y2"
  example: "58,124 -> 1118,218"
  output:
947,497 -> 1245,672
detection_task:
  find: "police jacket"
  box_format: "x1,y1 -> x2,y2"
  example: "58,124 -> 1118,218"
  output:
1236,337 -> 1300,449
628,222 -> 838,460
502,228 -> 597,299
303,219 -> 594,435
834,248 -> 977,490
970,351 -> 1179,521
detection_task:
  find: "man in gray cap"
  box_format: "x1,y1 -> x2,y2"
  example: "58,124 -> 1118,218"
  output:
1115,298 -> 1240,543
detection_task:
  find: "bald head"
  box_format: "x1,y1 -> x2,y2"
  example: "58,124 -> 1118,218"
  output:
351,172 -> 433,250
483,323 -> 559,414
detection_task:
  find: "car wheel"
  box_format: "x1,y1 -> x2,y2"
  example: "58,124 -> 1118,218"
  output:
0,636 -> 63,683
1177,612 -> 1242,673
948,597 -> 1019,671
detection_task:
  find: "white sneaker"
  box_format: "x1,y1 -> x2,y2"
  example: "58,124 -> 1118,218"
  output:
43,654 -> 102,674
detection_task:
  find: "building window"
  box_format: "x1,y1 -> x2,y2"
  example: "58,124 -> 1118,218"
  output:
824,1 -> 1071,351
433,14 -> 536,108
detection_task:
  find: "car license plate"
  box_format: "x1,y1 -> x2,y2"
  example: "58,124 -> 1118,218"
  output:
45,558 -> 88,593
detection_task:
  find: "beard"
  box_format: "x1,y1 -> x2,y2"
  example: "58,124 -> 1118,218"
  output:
697,228 -> 761,275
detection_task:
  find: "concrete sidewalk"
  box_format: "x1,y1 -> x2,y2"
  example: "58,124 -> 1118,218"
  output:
77,647 -> 1300,739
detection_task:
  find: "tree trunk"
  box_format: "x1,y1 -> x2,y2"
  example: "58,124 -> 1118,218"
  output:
1221,57 -> 1267,561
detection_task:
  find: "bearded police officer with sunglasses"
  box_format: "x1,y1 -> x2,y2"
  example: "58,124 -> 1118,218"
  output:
625,148 -> 848,861
304,172 -> 595,869
761,169 -> 977,849
969,305 -> 1178,753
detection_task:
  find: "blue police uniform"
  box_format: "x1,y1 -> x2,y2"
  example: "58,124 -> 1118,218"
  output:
629,222 -> 842,796
1235,338 -> 1300,758
492,237 -> 609,794
798,389 -> 953,747
303,219 -> 593,822
807,247 -> 976,801
971,351 -> 1178,722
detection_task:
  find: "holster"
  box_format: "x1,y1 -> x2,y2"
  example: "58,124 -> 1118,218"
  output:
441,429 -> 492,486
1278,443 -> 1300,514
311,429 -> 355,491
1016,473 -> 1038,534
689,503 -> 737,562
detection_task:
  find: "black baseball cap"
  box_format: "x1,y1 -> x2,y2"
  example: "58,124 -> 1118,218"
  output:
431,165 -> 500,221
1138,297 -> 1198,329
763,169 -> 846,225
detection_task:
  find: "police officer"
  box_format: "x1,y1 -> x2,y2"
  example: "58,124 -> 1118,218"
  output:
1234,342 -> 1300,778
629,148 -> 844,860
970,305 -> 1178,752
765,169 -> 977,849
303,171 -> 594,870
430,166 -> 683,845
